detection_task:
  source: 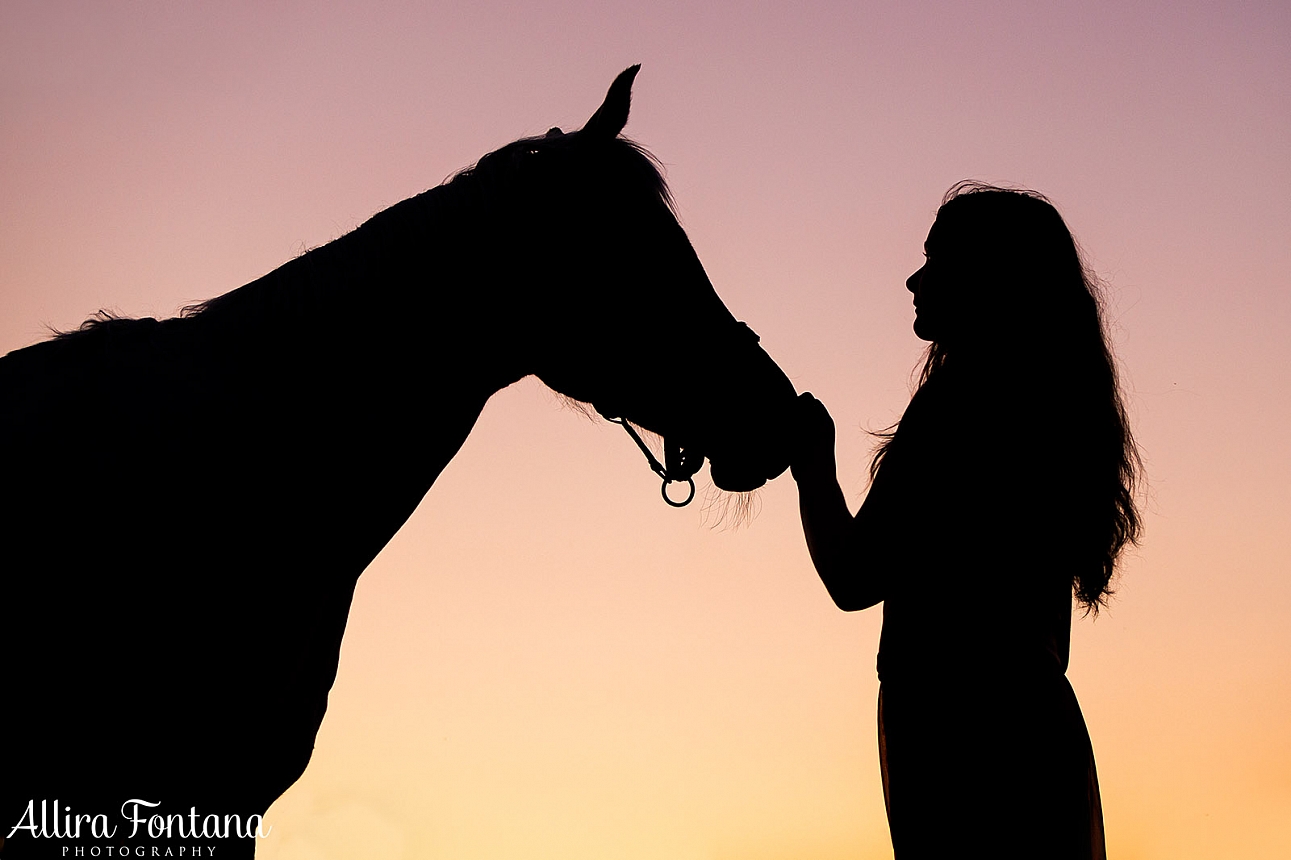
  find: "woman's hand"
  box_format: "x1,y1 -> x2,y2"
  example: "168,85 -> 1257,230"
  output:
789,392 -> 877,610
790,392 -> 838,484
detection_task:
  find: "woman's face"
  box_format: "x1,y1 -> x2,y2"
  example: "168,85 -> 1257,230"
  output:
906,218 -> 962,343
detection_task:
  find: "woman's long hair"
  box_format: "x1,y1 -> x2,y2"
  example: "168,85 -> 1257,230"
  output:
874,182 -> 1142,612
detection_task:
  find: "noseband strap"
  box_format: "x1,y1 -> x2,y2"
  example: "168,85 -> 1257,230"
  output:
606,416 -> 698,507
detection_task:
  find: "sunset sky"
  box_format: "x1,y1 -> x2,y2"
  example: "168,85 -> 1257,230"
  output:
3,2 -> 1289,858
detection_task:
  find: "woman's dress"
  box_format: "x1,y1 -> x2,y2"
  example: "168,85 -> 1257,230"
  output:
856,364 -> 1107,859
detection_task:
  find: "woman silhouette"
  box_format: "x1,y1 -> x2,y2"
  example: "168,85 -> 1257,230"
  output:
791,183 -> 1140,859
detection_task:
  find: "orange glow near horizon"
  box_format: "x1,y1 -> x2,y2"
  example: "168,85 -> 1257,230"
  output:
3,2 -> 1289,858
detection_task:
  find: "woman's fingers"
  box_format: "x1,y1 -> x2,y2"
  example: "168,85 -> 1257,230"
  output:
791,392 -> 838,481
795,392 -> 836,440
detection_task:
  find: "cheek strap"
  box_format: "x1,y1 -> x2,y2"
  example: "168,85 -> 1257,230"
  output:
605,415 -> 698,507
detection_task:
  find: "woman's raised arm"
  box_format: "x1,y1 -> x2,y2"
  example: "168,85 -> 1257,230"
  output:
790,393 -> 886,611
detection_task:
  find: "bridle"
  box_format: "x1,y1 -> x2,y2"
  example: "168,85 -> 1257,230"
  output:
604,321 -> 763,508
605,416 -> 700,507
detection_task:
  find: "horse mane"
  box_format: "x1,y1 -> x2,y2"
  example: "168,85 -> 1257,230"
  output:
50,309 -> 160,340
50,132 -> 676,343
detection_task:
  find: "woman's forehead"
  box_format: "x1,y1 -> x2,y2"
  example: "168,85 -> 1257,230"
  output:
925,217 -> 958,249
925,218 -> 943,246
929,203 -> 998,248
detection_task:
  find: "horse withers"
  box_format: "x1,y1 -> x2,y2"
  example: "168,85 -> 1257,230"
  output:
0,66 -> 795,859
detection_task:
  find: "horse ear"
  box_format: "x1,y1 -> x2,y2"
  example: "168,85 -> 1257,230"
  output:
581,65 -> 640,139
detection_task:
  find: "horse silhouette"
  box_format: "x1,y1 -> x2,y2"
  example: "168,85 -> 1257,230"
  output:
0,66 -> 795,859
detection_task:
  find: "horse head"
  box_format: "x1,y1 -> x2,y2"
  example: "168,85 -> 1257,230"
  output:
474,66 -> 797,496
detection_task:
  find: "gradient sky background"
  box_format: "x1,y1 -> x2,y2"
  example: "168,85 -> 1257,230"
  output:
3,2 -> 1289,858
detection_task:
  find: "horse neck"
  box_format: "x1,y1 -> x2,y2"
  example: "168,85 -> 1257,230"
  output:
195,180 -> 533,409
176,180 -> 543,532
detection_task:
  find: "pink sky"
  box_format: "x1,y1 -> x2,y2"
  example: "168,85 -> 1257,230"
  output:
3,2 -> 1289,857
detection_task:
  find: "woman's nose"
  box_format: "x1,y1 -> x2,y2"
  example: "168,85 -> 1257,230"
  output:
906,267 -> 923,294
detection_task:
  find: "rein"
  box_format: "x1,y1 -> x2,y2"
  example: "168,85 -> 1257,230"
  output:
606,416 -> 699,507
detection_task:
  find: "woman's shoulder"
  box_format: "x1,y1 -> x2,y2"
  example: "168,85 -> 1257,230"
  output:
896,365 -> 1002,442
887,362 -> 1068,492
905,360 -> 1077,431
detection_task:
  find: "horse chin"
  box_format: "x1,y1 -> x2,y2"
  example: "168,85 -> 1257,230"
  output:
708,458 -> 775,493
